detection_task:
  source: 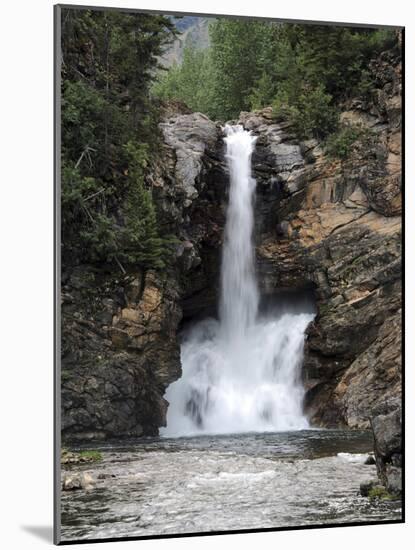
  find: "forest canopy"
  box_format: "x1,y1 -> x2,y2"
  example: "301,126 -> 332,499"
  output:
153,20 -> 397,136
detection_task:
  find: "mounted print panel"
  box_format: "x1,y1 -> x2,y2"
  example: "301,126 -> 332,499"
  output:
54,4 -> 403,544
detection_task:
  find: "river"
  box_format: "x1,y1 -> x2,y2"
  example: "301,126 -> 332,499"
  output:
60,429 -> 401,542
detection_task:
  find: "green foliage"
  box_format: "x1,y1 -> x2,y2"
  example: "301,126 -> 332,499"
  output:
153,19 -> 397,142
285,26 -> 396,101
153,20 -> 279,120
206,20 -> 265,120
249,72 -> 275,111
324,124 -> 368,159
117,142 -> 170,269
153,43 -> 213,114
268,26 -> 396,138
273,84 -> 338,139
61,8 -> 176,270
62,12 -> 398,273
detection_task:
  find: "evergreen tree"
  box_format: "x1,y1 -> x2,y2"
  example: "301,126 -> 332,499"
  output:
118,142 -> 169,269
207,19 -> 264,120
153,42 -> 208,113
61,8 -> 176,269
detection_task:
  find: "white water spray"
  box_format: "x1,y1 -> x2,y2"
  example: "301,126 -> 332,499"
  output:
161,125 -> 314,437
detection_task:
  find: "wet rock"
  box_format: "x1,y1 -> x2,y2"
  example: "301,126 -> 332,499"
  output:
62,473 -> 82,491
385,465 -> 402,495
372,406 -> 401,458
80,472 -> 95,491
62,471 -> 95,491
371,401 -> 402,495
364,455 -> 376,466
360,479 -> 378,497
97,473 -> 116,480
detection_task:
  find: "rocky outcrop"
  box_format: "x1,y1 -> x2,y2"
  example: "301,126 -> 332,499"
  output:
371,398 -> 402,495
61,267 -> 182,440
235,47 -> 402,430
61,114 -> 226,441
154,112 -> 226,320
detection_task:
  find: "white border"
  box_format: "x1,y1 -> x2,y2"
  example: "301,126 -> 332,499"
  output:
1,1 -> 412,549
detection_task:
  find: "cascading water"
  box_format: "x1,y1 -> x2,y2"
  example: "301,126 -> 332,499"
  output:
161,125 -> 315,437
219,125 -> 259,343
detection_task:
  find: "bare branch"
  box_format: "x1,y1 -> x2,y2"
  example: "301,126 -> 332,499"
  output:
114,255 -> 126,274
83,188 -> 105,202
75,146 -> 97,169
82,204 -> 95,223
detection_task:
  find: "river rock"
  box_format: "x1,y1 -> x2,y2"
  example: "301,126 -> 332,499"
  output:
62,473 -> 82,491
80,472 -> 95,491
62,472 -> 95,491
360,479 -> 378,497
98,473 -> 116,480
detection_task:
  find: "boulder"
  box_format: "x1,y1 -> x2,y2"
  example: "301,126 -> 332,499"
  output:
62,473 -> 82,491
80,472 -> 95,491
62,472 -> 95,491
371,401 -> 402,495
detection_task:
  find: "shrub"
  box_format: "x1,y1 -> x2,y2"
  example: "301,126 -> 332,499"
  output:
273,84 -> 338,140
324,124 -> 369,160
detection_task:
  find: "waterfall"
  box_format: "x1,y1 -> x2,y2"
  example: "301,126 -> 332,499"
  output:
161,125 -> 315,437
220,125 -> 259,342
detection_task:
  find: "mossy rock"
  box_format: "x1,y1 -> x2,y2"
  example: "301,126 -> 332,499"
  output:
78,450 -> 103,462
368,485 -> 397,501
61,449 -> 103,465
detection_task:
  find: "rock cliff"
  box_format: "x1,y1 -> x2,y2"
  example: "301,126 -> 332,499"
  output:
61,111 -> 225,441
237,48 -> 402,430
61,50 -> 401,444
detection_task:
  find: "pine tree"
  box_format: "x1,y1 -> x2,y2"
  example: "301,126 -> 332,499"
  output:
118,142 -> 167,269
61,8 -> 177,269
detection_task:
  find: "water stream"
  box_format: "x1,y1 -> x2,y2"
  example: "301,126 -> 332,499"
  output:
61,431 -> 401,541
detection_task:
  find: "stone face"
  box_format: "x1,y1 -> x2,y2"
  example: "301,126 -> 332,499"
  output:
333,311 -> 401,428
159,112 -> 220,203
251,118 -> 401,428
61,267 -> 182,440
372,407 -> 401,459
